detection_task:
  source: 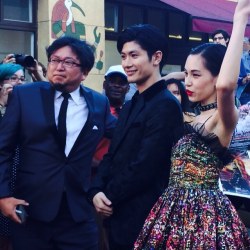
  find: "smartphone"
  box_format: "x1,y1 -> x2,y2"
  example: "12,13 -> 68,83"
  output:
15,204 -> 28,224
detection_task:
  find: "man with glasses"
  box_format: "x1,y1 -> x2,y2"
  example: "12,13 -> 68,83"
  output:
212,29 -> 249,106
0,36 -> 116,250
211,29 -> 230,46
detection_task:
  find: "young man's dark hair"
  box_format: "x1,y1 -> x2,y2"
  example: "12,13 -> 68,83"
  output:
117,24 -> 168,71
46,36 -> 94,73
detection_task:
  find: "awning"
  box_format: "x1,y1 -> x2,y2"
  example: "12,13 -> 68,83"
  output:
160,0 -> 250,36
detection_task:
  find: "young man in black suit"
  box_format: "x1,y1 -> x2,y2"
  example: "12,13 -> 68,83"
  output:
89,24 -> 183,250
0,36 -> 116,250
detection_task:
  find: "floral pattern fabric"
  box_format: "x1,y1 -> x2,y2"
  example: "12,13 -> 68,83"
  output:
134,124 -> 250,250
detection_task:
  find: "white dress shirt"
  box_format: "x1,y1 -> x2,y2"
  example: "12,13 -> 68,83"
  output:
54,86 -> 89,156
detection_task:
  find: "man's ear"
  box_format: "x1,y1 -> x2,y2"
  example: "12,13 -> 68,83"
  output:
152,50 -> 163,66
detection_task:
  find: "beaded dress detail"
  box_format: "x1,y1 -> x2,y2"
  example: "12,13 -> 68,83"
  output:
134,122 -> 250,250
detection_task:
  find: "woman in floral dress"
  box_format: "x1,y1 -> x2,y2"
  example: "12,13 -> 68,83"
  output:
134,0 -> 250,249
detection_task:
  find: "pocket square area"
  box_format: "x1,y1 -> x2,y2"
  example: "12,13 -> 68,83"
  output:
92,125 -> 98,130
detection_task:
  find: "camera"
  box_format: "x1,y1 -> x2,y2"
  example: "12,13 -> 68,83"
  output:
14,54 -> 35,67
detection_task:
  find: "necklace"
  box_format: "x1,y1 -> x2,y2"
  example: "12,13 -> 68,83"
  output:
197,102 -> 217,112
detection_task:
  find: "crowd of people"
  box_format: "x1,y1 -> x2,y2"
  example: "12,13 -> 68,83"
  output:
0,0 -> 250,250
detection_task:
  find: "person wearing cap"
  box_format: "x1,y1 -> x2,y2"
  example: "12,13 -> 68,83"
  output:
0,63 -> 25,250
92,65 -> 129,250
88,24 -> 183,249
104,65 -> 129,115
0,63 -> 25,117
92,65 -> 129,169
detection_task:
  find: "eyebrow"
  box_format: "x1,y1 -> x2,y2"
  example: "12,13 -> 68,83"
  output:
184,69 -> 201,73
50,56 -> 78,61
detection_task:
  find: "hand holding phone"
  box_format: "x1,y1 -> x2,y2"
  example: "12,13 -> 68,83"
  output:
15,204 -> 28,224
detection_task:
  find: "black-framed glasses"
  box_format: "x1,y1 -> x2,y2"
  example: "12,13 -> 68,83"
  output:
213,36 -> 224,41
48,58 -> 82,68
4,76 -> 26,82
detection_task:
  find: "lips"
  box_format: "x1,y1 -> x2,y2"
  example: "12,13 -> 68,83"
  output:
186,90 -> 193,96
125,70 -> 136,76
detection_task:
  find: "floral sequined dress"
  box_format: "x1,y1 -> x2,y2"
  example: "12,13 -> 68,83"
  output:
134,123 -> 250,250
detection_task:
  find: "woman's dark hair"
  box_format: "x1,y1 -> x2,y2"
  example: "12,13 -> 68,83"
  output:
46,36 -> 94,73
117,24 -> 168,72
190,43 -> 227,77
165,78 -> 193,113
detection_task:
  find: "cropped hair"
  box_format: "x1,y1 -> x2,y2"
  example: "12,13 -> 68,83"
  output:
165,78 -> 193,113
46,36 -> 95,73
190,43 -> 227,77
211,29 -> 230,44
117,24 -> 168,71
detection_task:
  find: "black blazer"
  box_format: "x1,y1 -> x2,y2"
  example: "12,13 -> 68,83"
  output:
0,81 -> 116,222
89,80 -> 183,245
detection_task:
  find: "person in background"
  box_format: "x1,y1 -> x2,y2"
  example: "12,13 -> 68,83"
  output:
0,63 -> 25,250
238,37 -> 250,105
0,63 -> 25,117
211,29 -> 249,105
26,60 -> 47,82
165,78 -> 195,123
0,36 -> 116,250
211,29 -> 230,46
89,24 -> 183,250
92,65 -> 129,170
1,54 -> 47,82
134,0 -> 250,248
93,65 -> 129,250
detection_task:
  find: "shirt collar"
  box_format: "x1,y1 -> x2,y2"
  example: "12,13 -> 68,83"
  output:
55,86 -> 82,105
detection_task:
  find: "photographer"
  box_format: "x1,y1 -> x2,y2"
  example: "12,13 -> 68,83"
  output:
0,63 -> 25,250
1,54 -> 47,82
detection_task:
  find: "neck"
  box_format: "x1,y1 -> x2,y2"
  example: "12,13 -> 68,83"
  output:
137,74 -> 161,94
197,102 -> 217,112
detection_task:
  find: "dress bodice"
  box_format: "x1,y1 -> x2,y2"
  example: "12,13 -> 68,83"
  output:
168,123 -> 231,189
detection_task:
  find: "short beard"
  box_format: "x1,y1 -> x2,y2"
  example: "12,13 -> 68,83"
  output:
51,83 -> 67,92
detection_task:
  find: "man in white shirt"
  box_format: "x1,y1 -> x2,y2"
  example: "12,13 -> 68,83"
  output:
0,36 -> 116,250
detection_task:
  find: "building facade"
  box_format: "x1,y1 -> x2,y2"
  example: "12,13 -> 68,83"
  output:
0,0 -> 216,92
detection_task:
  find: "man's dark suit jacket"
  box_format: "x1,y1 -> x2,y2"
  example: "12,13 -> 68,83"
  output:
89,80 -> 183,245
0,81 -> 116,223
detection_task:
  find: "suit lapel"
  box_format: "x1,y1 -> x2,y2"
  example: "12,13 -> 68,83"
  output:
40,85 -> 58,139
112,96 -> 144,152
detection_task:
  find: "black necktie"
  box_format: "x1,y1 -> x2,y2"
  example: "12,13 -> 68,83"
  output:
58,93 -> 70,150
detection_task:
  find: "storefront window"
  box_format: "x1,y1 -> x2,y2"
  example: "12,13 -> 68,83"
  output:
123,6 -> 143,30
168,13 -> 185,40
148,9 -> 166,34
0,29 -> 34,60
3,0 -> 32,22
105,3 -> 118,32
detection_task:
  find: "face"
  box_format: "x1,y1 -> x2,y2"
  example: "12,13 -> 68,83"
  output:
121,41 -> 159,87
47,46 -> 87,92
213,33 -> 228,47
104,74 -> 129,104
167,83 -> 182,104
184,54 -> 217,105
3,69 -> 25,87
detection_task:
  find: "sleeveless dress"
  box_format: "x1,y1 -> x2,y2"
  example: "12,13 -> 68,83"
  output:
134,122 -> 250,250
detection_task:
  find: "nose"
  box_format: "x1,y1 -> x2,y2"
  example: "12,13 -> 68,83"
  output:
122,57 -> 132,69
56,61 -> 65,70
184,75 -> 191,87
